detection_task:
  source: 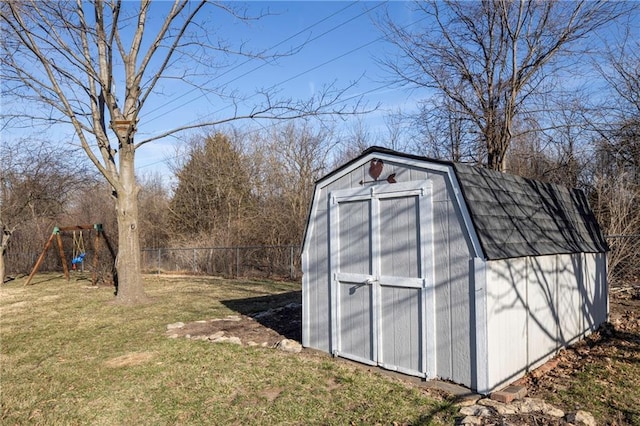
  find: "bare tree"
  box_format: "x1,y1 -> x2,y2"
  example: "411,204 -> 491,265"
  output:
137,173 -> 170,250
381,0 -> 630,171
246,121 -> 335,246
330,117 -> 372,167
413,95 -> 481,163
1,1 -> 362,303
0,140 -> 91,282
592,30 -> 640,184
588,30 -> 640,285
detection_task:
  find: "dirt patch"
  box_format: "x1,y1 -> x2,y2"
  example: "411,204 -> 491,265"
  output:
105,351 -> 155,368
168,302 -> 301,347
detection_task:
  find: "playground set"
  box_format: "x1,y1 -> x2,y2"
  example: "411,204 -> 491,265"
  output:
25,224 -> 115,286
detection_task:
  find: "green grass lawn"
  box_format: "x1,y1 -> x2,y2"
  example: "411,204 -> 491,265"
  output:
1,274 -> 456,425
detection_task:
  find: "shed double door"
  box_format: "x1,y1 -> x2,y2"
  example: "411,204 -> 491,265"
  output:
329,181 -> 433,377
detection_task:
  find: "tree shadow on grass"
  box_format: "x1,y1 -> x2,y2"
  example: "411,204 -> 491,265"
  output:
222,290 -> 302,342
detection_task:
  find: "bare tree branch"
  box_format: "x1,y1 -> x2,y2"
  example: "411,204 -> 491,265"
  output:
380,0 -> 633,171
1,0 -> 366,303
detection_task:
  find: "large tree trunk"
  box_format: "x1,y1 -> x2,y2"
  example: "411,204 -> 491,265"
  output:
486,130 -> 509,172
113,147 -> 149,305
1,225 -> 13,283
114,191 -> 148,304
0,248 -> 6,284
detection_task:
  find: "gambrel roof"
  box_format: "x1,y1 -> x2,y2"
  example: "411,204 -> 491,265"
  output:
334,147 -> 609,260
453,163 -> 609,260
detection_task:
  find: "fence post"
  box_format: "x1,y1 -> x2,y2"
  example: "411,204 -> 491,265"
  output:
290,245 -> 295,280
235,247 -> 240,278
193,248 -> 197,273
157,248 -> 161,275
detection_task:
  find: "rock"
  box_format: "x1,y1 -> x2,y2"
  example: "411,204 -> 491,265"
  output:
544,403 -> 565,418
210,336 -> 242,345
247,341 -> 258,347
191,335 -> 208,341
513,398 -> 546,414
565,410 -> 597,426
491,385 -> 527,403
284,302 -> 301,309
208,331 -> 225,340
509,398 -> 564,418
459,405 -> 492,417
252,310 -> 273,320
227,336 -> 242,345
166,322 -> 185,330
457,415 -> 482,425
276,339 -> 302,353
455,394 -> 482,407
478,398 -> 516,415
225,315 -> 241,321
167,333 -> 179,339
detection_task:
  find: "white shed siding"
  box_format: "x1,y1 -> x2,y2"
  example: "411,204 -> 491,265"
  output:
302,201 -> 330,351
527,255 -> 560,369
557,254 -> 583,345
486,257 -> 529,390
484,253 -> 608,391
583,253 -> 608,332
472,258 -> 489,394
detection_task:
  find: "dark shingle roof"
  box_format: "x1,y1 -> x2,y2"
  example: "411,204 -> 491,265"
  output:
453,164 -> 609,260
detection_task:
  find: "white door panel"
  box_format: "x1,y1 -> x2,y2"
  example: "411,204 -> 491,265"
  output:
329,181 -> 434,377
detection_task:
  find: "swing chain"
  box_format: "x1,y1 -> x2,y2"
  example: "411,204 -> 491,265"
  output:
72,231 -> 86,266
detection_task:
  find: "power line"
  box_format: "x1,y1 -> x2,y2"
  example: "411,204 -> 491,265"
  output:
137,5 -> 431,171
140,2 -> 392,143
141,1 -> 363,124
137,11 -> 427,168
136,80 -> 397,171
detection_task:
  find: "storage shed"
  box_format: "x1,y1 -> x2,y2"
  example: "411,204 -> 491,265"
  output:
301,147 -> 608,394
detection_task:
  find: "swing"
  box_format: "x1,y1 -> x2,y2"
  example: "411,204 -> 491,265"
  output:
71,230 -> 86,269
25,224 -> 113,286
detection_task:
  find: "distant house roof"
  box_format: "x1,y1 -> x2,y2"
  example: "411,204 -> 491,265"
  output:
348,147 -> 609,260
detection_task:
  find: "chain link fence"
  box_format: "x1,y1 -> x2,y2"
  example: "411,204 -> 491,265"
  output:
140,245 -> 302,281
605,234 -> 640,287
8,235 -> 637,285
5,243 -> 302,282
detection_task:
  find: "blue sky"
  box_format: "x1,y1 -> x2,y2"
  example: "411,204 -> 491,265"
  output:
4,1 -> 635,183
132,1 -> 419,176
2,1 -> 419,183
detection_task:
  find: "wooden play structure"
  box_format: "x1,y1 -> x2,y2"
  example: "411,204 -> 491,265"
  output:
25,224 -> 114,286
